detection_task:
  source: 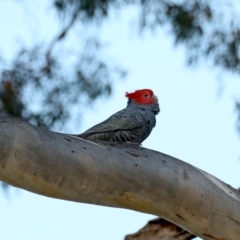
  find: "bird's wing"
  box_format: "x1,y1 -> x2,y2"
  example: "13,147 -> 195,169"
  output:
80,108 -> 146,136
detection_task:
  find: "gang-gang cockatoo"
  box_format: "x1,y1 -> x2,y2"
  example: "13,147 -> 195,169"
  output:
79,89 -> 160,144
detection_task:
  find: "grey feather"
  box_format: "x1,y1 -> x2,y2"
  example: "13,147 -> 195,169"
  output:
79,99 -> 160,144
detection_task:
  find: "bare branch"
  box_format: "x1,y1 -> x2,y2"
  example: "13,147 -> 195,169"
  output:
125,218 -> 196,240
0,116 -> 240,240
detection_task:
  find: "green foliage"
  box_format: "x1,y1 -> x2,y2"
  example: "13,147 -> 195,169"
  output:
138,0 -> 240,72
54,0 -> 117,20
0,40 -> 125,129
1,0 -> 240,128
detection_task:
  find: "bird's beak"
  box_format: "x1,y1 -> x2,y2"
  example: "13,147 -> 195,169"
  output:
152,94 -> 158,103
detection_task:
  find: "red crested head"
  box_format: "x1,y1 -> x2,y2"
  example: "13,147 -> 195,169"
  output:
125,89 -> 158,105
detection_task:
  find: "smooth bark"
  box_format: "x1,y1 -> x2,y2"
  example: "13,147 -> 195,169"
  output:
0,116 -> 240,240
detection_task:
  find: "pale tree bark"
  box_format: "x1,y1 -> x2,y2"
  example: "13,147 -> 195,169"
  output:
0,116 -> 240,240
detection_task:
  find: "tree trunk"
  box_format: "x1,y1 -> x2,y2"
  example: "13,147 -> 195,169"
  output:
0,116 -> 240,240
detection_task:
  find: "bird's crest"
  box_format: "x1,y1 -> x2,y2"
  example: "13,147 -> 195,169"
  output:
125,89 -> 156,105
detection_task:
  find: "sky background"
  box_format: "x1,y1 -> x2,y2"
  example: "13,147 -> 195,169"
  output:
0,1 -> 240,240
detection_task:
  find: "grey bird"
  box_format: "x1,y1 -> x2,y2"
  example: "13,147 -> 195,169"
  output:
79,89 -> 160,144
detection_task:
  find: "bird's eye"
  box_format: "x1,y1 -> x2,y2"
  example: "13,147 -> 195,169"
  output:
144,94 -> 149,97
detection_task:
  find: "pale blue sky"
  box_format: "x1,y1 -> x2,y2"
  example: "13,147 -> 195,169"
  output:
0,1 -> 240,240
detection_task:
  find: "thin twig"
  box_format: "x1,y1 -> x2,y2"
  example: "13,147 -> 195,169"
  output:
45,8 -> 80,61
